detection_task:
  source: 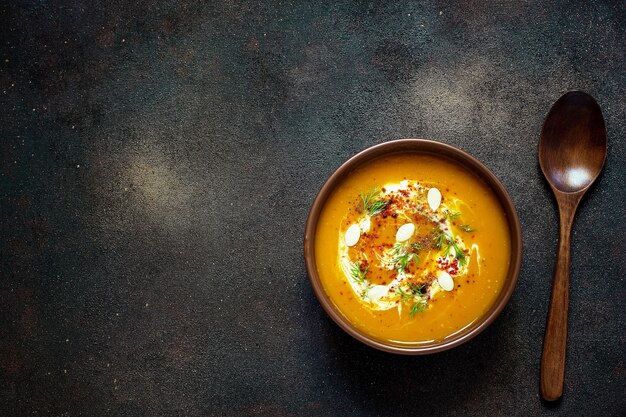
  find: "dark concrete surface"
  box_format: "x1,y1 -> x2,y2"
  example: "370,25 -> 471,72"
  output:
1,1 -> 624,416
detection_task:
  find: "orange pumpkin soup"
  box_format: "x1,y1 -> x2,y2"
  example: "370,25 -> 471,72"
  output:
314,153 -> 511,344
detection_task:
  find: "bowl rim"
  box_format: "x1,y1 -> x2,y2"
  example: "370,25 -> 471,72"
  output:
303,138 -> 523,355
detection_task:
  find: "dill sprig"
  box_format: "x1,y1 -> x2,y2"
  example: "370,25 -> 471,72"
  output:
396,282 -> 429,316
395,283 -> 426,300
349,261 -> 368,283
395,286 -> 412,302
447,211 -> 461,220
433,229 -> 448,249
408,282 -> 427,295
412,243 -> 425,251
445,239 -> 468,267
390,243 -> 419,273
459,224 -> 476,233
410,300 -> 428,316
360,187 -> 388,216
434,228 -> 468,267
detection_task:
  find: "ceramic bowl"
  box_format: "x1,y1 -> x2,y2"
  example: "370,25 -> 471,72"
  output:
304,139 -> 522,354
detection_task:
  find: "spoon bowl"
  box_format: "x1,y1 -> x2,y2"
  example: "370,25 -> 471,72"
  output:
538,91 -> 607,402
539,91 -> 607,193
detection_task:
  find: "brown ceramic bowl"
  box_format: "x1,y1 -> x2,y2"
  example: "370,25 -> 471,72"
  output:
304,139 -> 522,354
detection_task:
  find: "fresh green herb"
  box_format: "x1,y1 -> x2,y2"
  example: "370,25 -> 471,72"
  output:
408,282 -> 427,295
459,224 -> 476,233
447,211 -> 461,220
396,282 -> 429,316
407,254 -> 419,271
454,241 -> 466,264
391,242 -> 404,255
390,243 -> 419,273
395,283 -> 426,299
433,229 -> 448,249
410,299 -> 428,316
360,187 -> 388,216
435,227 -> 468,267
395,286 -> 412,301
412,243 -> 424,251
349,261 -> 368,283
445,239 -> 468,267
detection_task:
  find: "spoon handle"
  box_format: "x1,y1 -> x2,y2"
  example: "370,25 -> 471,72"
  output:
540,196 -> 578,401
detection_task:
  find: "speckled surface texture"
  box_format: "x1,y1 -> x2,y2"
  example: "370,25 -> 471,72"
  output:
1,1 -> 624,416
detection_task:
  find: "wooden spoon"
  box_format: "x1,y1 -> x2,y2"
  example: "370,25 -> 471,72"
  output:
538,91 -> 607,401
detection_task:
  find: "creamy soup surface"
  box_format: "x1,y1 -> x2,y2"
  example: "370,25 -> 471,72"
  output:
314,153 -> 511,344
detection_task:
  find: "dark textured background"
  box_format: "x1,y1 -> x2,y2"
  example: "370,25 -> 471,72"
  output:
1,1 -> 624,416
